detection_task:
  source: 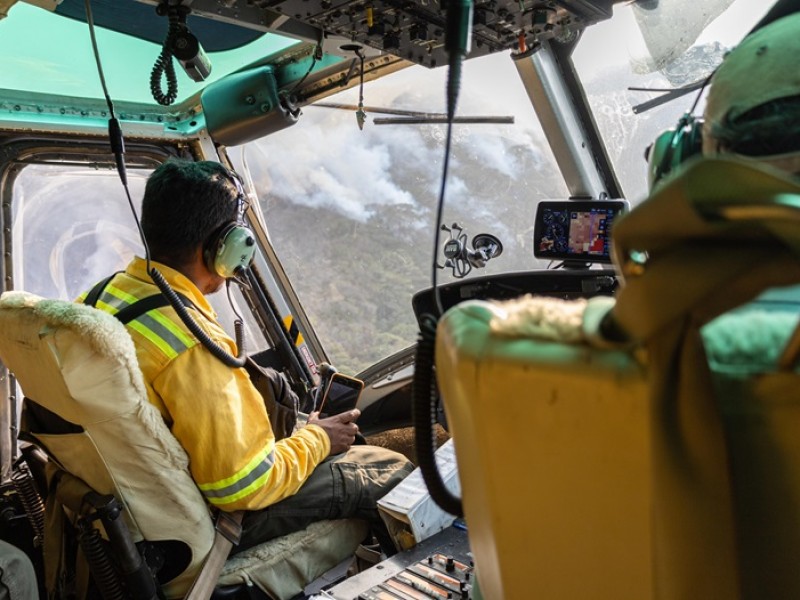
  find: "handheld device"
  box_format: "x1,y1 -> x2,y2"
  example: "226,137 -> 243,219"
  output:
533,200 -> 628,265
319,373 -> 365,415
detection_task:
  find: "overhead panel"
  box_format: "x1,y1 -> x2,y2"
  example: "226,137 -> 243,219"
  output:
254,0 -> 619,67
51,0 -> 623,71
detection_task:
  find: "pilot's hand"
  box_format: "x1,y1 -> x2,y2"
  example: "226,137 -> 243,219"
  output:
307,409 -> 361,456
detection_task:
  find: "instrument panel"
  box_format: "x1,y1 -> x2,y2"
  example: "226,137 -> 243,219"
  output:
327,526 -> 474,599
259,0 -> 619,67
138,0 -> 622,69
412,268 -> 618,324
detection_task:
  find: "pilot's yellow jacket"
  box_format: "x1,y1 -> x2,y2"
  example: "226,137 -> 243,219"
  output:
79,257 -> 330,511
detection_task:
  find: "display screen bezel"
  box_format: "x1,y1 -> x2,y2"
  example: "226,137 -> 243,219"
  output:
533,200 -> 627,264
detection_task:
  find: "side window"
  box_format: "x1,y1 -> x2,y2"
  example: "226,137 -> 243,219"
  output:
11,165 -> 147,300
232,51 -> 569,373
10,163 -> 269,352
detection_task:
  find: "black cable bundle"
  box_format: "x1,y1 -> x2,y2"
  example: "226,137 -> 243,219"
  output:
150,267 -> 247,368
150,6 -> 184,106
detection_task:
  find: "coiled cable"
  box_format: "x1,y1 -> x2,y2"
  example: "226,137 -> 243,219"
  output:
412,314 -> 463,517
10,464 -> 45,545
78,518 -> 126,600
150,267 -> 247,368
149,8 -> 183,106
150,40 -> 178,106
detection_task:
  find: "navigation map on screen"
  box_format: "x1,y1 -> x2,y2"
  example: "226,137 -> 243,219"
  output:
533,201 -> 626,263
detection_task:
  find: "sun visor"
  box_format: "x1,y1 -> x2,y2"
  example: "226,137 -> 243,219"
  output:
201,66 -> 300,147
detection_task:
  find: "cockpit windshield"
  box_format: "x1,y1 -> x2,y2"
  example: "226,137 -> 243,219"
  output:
230,52 -> 568,373
2,0 -> 781,376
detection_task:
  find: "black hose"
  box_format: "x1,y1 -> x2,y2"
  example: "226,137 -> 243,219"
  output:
412,314 -> 463,517
89,494 -> 159,600
11,464 -> 45,544
150,267 -> 246,368
78,519 -> 126,600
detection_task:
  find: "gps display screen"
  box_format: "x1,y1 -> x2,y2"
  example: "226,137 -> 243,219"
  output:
533,200 -> 627,264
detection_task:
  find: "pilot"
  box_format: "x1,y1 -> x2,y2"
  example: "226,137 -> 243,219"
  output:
82,159 -> 413,558
701,11 -> 800,175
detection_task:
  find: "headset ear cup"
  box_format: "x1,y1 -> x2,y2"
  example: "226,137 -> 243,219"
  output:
647,117 -> 704,189
208,224 -> 256,278
684,117 -> 704,161
647,129 -> 677,188
204,224 -> 230,276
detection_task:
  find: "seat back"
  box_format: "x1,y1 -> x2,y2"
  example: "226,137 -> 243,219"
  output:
436,157 -> 800,600
702,309 -> 800,599
609,156 -> 800,600
0,292 -> 214,597
436,297 -> 652,600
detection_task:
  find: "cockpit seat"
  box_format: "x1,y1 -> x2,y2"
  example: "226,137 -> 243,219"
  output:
436,295 -> 652,600
435,157 -> 800,600
0,291 -> 367,600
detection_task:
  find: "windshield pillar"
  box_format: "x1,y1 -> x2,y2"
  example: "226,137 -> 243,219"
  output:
513,41 -> 616,199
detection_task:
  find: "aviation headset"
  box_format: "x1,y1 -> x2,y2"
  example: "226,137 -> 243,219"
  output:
202,170 -> 257,279
646,112 -> 704,189
644,68 -> 715,190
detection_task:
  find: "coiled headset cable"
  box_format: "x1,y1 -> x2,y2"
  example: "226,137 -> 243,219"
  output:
149,3 -> 189,106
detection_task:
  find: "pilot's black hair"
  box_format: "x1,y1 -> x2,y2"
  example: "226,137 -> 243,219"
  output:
710,95 -> 800,157
141,158 -> 240,268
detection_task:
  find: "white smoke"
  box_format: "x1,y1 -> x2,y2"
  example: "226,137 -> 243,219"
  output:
252,112 -> 426,221
242,52 -> 554,223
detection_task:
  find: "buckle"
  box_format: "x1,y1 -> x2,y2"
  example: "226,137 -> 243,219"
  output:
215,510 -> 243,546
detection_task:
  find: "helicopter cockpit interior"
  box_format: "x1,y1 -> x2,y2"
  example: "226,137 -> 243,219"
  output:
1,0 -> 799,599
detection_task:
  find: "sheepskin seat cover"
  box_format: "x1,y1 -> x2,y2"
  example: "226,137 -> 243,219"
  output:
0,292 -> 366,599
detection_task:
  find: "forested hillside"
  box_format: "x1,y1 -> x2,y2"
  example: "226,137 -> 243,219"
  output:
245,95 -> 566,373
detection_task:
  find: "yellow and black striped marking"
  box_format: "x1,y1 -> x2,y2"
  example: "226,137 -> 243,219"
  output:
282,315 -> 305,346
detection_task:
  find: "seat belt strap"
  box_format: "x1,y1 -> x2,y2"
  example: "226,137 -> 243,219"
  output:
184,511 -> 244,600
83,272 -> 120,308
83,276 -> 196,324
113,292 -> 195,325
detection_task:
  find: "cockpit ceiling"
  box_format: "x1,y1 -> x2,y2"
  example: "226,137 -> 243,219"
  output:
55,0 -> 263,51
53,0 -> 626,69
0,0 -> 626,112
258,0 -> 626,68
0,2 -> 300,108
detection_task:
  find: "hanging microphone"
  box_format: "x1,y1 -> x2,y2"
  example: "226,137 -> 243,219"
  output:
444,0 -> 474,121
170,26 -> 212,82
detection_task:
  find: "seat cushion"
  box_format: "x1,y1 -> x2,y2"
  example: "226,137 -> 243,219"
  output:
219,518 -> 368,600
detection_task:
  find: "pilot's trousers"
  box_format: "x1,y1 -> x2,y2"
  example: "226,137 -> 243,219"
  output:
235,444 -> 414,555
0,540 -> 38,600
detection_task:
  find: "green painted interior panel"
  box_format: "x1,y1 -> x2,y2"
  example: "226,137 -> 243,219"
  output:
0,3 -> 300,106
